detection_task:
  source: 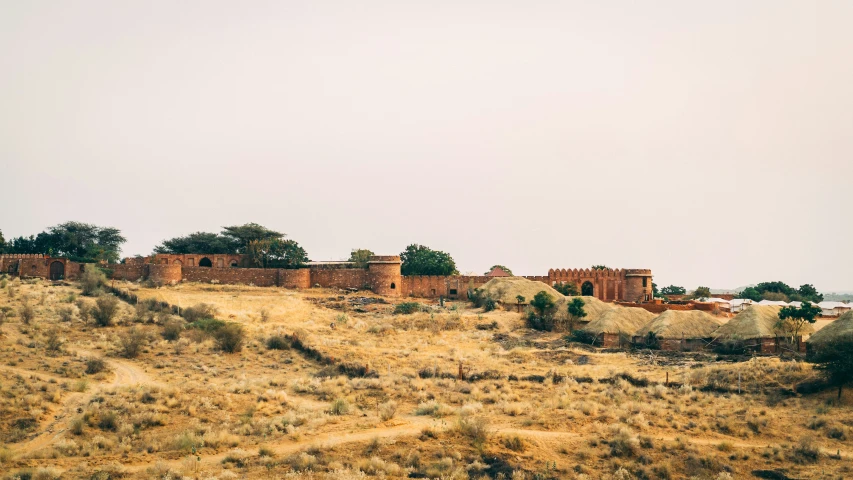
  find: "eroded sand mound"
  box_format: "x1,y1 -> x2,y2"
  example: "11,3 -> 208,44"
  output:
478,277 -> 562,304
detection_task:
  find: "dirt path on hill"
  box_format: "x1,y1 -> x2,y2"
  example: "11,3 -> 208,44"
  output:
4,337 -> 160,455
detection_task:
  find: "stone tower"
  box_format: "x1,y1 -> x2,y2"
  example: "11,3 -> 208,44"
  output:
624,269 -> 653,303
368,255 -> 402,297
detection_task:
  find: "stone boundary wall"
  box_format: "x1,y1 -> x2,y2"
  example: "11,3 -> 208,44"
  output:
182,266 -> 279,286
110,264 -> 147,281
310,268 -> 368,290
618,301 -> 716,314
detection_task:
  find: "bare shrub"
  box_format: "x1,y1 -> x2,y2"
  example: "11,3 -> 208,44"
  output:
117,328 -> 148,358
214,323 -> 245,353
57,305 -> 76,323
19,302 -> 35,325
378,401 -> 397,421
454,414 -> 490,448
44,328 -> 63,354
92,295 -> 121,327
75,299 -> 91,323
161,318 -> 184,341
182,303 -> 218,323
329,397 -> 350,415
792,436 -> 820,463
85,357 -> 108,375
266,334 -> 290,350
80,268 -> 107,296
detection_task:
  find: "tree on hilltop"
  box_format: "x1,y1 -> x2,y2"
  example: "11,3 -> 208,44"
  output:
348,249 -> 374,268
400,244 -> 458,276
527,290 -> 557,331
591,265 -> 609,271
563,297 -> 587,332
553,282 -> 579,296
0,229 -> 5,254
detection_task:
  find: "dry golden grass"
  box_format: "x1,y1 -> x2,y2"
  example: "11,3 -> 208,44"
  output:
0,277 -> 850,479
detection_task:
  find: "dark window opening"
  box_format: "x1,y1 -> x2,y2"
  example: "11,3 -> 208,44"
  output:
230,261 -> 238,268
390,282 -> 396,289
642,277 -> 648,287
581,281 -> 594,296
199,257 -> 212,267
431,289 -> 436,295
449,289 -> 458,295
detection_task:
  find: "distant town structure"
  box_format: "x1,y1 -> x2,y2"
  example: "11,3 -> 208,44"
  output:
485,266 -> 511,277
0,253 -> 654,303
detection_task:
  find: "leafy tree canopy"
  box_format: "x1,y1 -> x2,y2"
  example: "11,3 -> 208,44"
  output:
660,285 -> 687,295
530,290 -> 556,318
154,223 -> 288,256
348,249 -> 374,268
400,244 -> 458,276
737,287 -> 763,302
811,334 -> 853,399
567,298 -> 587,321
485,265 -> 513,276
0,229 -> 5,254
4,222 -> 125,263
154,232 -> 238,254
591,265 -> 609,270
247,238 -> 309,269
692,286 -> 712,299
221,223 -> 284,252
554,282 -> 579,296
777,302 -> 822,341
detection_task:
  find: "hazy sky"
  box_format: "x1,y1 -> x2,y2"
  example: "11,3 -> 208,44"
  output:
1,1 -> 851,291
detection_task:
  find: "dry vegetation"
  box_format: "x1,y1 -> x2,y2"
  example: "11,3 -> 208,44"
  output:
0,274 -> 850,479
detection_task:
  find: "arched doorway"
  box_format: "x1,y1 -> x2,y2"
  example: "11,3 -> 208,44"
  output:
230,261 -> 238,268
199,257 -> 212,267
581,281 -> 594,296
49,261 -> 65,280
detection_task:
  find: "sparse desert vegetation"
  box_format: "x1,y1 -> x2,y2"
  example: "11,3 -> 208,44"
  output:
0,277 -> 849,479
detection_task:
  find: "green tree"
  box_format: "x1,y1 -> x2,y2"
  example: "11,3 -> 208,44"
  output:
591,265 -> 609,271
530,291 -> 556,319
400,244 -> 458,276
565,297 -> 587,331
811,334 -> 853,399
660,285 -> 687,295
221,223 -> 284,253
797,284 -> 824,303
247,239 -> 308,269
553,282 -> 579,296
777,302 -> 822,346
738,287 -> 762,302
692,286 -> 712,299
6,222 -> 125,263
0,229 -> 5,254
154,232 -> 238,254
652,282 -> 658,297
485,265 -> 513,276
348,249 -> 374,268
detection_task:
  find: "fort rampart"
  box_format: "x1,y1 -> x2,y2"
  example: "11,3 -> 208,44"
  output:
4,252 -> 653,303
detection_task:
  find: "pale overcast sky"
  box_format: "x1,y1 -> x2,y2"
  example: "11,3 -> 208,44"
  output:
1,1 -> 851,291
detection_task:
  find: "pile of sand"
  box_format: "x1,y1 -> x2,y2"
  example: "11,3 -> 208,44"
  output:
478,277 -> 562,304
582,306 -> 655,335
635,310 -> 722,339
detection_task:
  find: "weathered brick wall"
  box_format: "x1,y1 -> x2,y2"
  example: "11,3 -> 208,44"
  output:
182,266 -> 279,286
310,268 -> 369,289
280,269 -> 311,289
149,264 -> 182,285
368,256 -> 402,296
110,264 -> 147,281
0,255 -> 83,280
401,276 -> 493,299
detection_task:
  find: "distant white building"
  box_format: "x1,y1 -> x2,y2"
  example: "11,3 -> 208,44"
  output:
729,298 -> 756,313
817,301 -> 853,317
